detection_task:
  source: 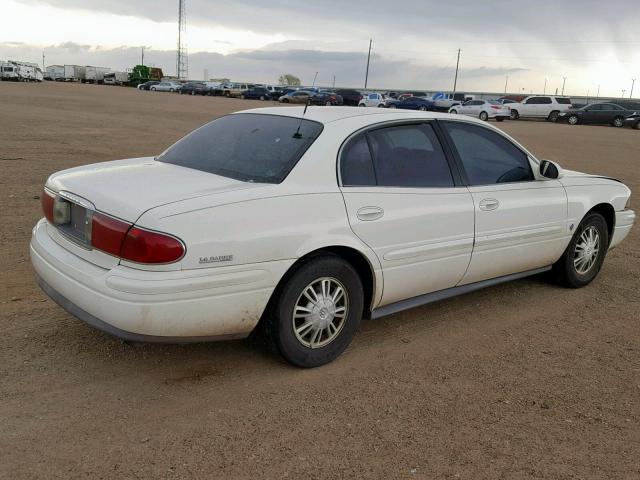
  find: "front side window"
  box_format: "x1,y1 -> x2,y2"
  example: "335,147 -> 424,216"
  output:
442,122 -> 533,185
538,97 -> 552,104
158,114 -> 323,184
367,124 -> 454,188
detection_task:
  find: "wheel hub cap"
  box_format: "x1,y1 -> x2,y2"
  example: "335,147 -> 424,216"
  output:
293,277 -> 348,348
574,226 -> 600,275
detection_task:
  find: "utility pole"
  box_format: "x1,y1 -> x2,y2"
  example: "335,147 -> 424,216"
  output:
42,51 -> 45,72
596,84 -> 600,98
364,38 -> 372,88
631,79 -> 636,98
504,75 -> 508,94
332,75 -> 336,89
622,89 -> 626,98
312,71 -> 318,87
452,48 -> 461,94
141,46 -> 144,66
561,77 -> 567,95
543,77 -> 547,95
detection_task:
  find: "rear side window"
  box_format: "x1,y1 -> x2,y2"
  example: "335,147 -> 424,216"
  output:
555,97 -> 571,104
538,97 -> 552,104
442,122 -> 533,185
340,135 -> 376,186
367,124 -> 454,188
158,114 -> 323,184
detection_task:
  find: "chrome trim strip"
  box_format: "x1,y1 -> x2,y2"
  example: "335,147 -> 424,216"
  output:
371,266 -> 551,319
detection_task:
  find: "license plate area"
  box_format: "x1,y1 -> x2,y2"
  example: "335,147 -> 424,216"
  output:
54,197 -> 93,247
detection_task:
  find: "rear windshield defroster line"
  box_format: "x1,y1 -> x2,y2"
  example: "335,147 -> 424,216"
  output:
158,113 -> 324,184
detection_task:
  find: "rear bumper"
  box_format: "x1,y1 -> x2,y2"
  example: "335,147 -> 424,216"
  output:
31,219 -> 293,342
610,209 -> 635,249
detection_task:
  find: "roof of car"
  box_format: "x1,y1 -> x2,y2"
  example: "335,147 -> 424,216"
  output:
236,106 -> 473,125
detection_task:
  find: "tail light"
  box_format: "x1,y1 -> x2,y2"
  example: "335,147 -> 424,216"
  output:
491,106 -> 501,110
119,227 -> 185,264
41,189 -> 55,223
41,189 -> 184,264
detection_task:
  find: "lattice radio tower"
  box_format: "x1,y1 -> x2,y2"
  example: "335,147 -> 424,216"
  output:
176,0 -> 188,79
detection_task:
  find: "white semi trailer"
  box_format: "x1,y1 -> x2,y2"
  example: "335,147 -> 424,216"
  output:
45,65 -> 64,81
84,66 -> 111,84
103,71 -> 129,85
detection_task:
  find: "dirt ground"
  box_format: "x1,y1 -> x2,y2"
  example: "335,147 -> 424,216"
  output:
1,82 -> 638,479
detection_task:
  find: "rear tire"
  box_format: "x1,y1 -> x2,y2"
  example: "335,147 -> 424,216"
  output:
633,121 -> 640,130
547,110 -> 560,122
496,117 -> 505,122
551,212 -> 608,288
479,111 -> 489,121
268,256 -> 363,368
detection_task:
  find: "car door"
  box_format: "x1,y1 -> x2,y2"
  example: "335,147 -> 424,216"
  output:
440,120 -> 568,285
339,122 -> 475,307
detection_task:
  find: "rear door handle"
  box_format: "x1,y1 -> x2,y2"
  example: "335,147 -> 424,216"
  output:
357,206 -> 384,221
479,198 -> 499,211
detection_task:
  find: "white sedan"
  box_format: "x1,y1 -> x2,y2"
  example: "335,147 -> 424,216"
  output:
358,92 -> 386,108
31,107 -> 635,367
449,99 -> 510,121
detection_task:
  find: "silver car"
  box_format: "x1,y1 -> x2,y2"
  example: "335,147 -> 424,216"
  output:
449,99 -> 510,122
150,81 -> 182,93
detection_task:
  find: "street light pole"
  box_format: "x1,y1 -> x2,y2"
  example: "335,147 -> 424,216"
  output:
452,48 -> 461,94
561,77 -> 567,95
631,79 -> 636,98
543,77 -> 547,95
312,71 -> 318,87
596,84 -> 600,98
504,75 -> 508,94
364,38 -> 372,89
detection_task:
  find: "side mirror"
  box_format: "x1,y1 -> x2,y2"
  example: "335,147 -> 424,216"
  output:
539,160 -> 563,179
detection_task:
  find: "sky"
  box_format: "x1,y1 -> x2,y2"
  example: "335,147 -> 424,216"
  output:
1,0 -> 639,97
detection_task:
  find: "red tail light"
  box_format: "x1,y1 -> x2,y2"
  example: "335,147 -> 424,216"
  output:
491,106 -> 501,110
120,227 -> 185,264
41,189 -> 55,223
91,212 -> 130,257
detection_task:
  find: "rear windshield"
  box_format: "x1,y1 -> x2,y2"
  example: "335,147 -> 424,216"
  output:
158,113 -> 323,183
555,97 -> 571,104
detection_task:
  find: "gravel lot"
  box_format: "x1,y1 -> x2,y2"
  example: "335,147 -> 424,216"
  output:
1,82 -> 638,479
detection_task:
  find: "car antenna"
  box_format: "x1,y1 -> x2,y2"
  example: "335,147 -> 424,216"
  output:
293,98 -> 311,139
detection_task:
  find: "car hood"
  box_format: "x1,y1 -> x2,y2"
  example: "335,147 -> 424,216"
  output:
45,157 -> 267,222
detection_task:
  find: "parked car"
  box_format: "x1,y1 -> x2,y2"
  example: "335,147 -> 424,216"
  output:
203,82 -> 224,96
223,83 -> 254,98
508,96 -> 572,121
359,92 -> 386,108
624,112 -> 640,129
180,82 -> 208,95
311,91 -> 343,106
32,107 -> 635,367
494,98 -> 518,105
449,99 -> 510,121
150,81 -> 182,92
241,86 -> 274,100
431,92 -> 472,111
137,81 -> 159,91
557,102 -> 636,127
386,96 -> 435,111
278,90 -> 313,104
335,89 -> 363,106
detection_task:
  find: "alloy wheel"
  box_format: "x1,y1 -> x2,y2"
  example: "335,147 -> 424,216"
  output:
292,277 -> 348,349
574,226 -> 600,275
568,115 -> 579,125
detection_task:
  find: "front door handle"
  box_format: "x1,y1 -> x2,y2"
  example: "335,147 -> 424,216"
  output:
479,198 -> 499,211
357,206 -> 384,221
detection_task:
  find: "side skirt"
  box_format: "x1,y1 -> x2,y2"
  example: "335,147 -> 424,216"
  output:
371,266 -> 551,319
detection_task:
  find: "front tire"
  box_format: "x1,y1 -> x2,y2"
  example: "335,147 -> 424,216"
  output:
551,212 -> 609,288
547,110 -> 560,122
479,111 -> 489,121
568,114 -> 579,125
510,109 -> 520,120
613,116 -> 624,127
268,256 -> 364,368
450,109 -> 458,114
